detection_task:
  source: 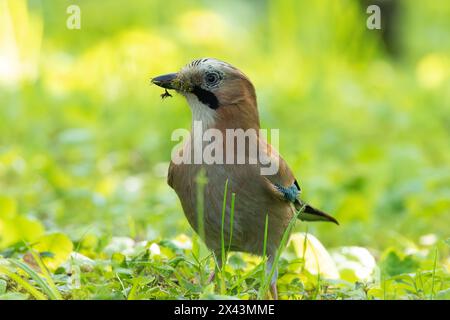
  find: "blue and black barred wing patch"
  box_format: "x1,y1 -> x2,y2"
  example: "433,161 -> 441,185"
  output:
275,180 -> 301,203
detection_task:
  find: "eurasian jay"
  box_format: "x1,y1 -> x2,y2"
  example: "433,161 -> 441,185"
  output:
152,58 -> 338,299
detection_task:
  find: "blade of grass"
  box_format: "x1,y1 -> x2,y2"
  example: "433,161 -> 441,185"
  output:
116,272 -> 127,298
301,226 -> 309,273
220,179 -> 229,295
9,259 -> 61,300
430,247 -> 438,300
260,204 -> 305,298
262,214 -> 269,260
257,214 -> 270,299
0,265 -> 47,300
417,269 -> 425,298
127,277 -> 143,300
227,192 -> 236,252
25,246 -> 63,300
314,271 -> 321,300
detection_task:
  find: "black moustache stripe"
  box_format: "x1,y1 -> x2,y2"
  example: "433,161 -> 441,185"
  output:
192,86 -> 219,110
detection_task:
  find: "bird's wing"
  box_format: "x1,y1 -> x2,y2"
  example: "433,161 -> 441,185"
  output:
257,136 -> 298,198
167,161 -> 175,188
258,138 -> 339,225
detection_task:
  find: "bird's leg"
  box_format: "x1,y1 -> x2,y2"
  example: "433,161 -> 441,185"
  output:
207,270 -> 216,283
266,255 -> 279,300
207,252 -> 222,284
270,280 -> 278,300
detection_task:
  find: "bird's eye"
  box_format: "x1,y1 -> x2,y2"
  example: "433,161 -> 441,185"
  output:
205,72 -> 220,86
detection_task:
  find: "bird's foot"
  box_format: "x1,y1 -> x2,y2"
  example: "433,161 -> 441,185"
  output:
270,282 -> 278,300
207,270 -> 216,284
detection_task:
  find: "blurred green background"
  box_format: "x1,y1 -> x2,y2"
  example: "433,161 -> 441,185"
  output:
0,0 -> 449,268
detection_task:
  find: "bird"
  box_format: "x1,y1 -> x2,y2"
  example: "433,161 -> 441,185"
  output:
151,58 -> 338,299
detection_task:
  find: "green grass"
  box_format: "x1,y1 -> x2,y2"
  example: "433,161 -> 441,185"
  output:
0,0 -> 449,300
219,179 -> 228,295
0,235 -> 448,300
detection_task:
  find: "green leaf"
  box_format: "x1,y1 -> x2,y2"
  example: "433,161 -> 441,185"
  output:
444,238 -> 450,247
111,252 -> 126,267
381,250 -> 420,277
199,293 -> 240,300
0,279 -> 6,294
33,233 -> 73,271
0,196 -> 17,219
0,215 -> 45,249
0,292 -> 29,300
436,288 -> 450,300
289,232 -> 340,280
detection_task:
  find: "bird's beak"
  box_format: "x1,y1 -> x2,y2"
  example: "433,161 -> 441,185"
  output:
151,73 -> 179,90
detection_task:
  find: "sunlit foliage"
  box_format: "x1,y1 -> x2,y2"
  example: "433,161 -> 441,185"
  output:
0,0 -> 449,300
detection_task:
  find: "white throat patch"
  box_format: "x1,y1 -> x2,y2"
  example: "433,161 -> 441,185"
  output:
185,93 -> 217,129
